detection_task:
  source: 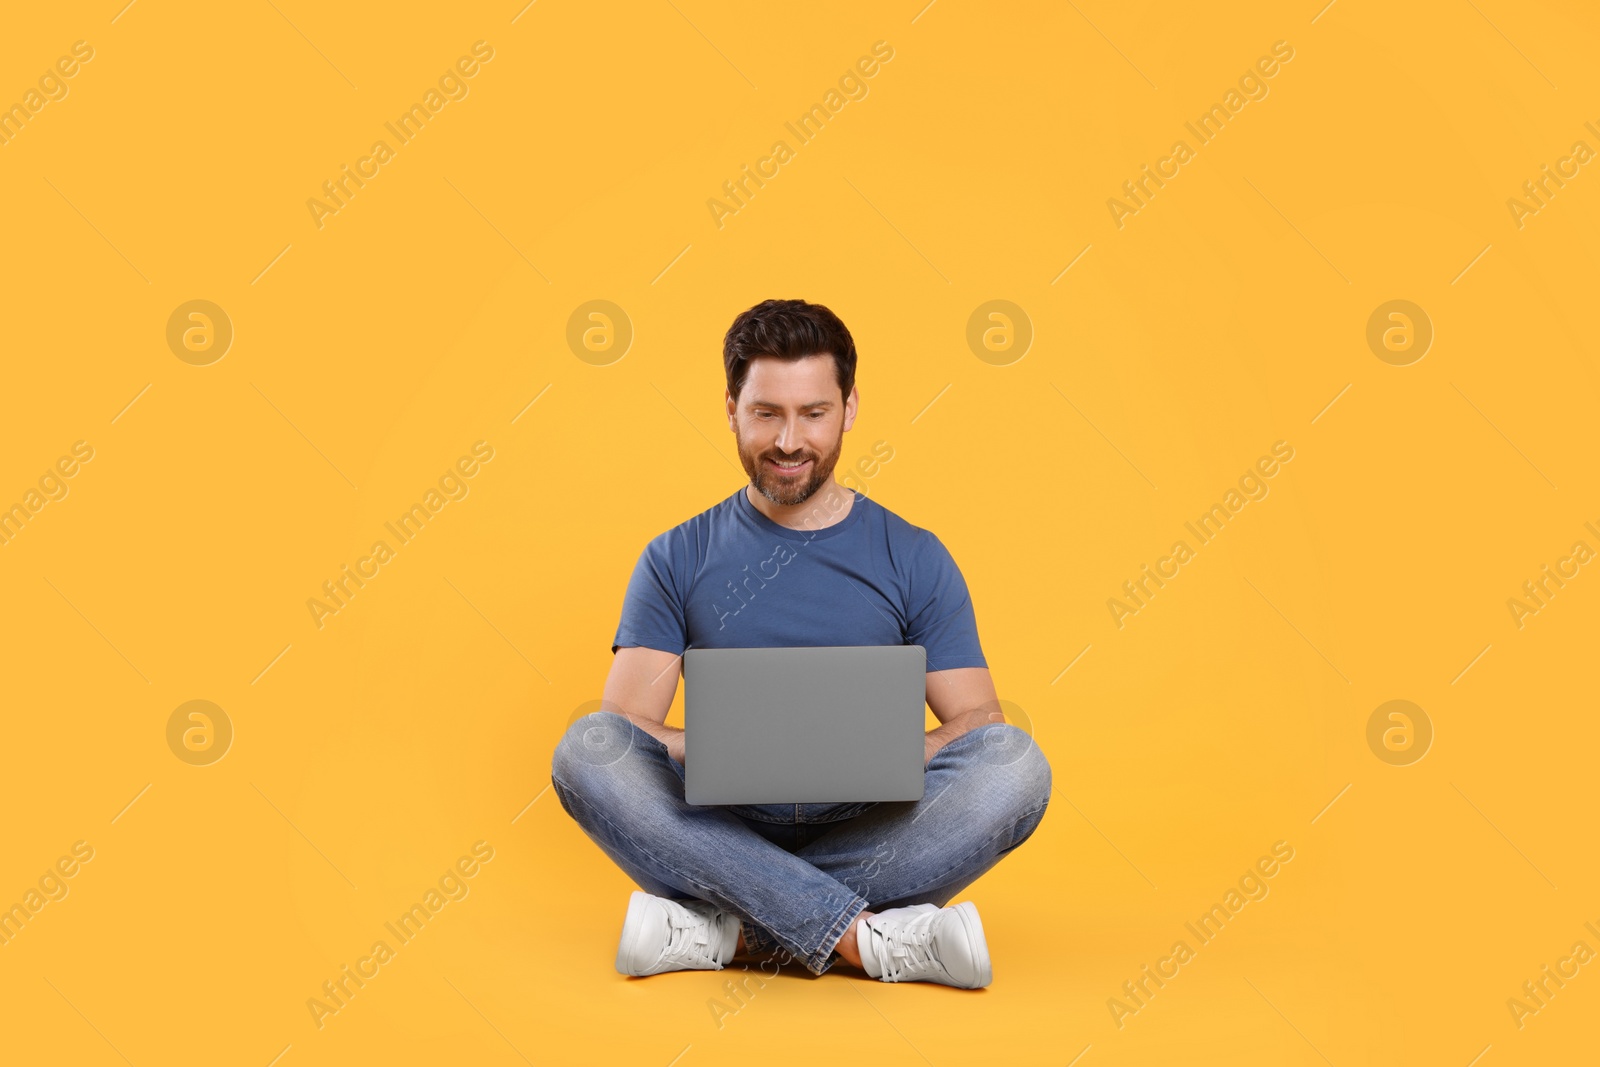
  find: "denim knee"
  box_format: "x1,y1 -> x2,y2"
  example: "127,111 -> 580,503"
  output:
1003,729 -> 1051,846
550,710 -> 641,791
1008,728 -> 1052,806
967,723 -> 1052,840
965,723 -> 1051,791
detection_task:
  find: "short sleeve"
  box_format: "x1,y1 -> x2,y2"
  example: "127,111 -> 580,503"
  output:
904,530 -> 987,672
611,532 -> 690,655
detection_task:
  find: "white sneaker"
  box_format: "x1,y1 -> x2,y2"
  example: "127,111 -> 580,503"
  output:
856,901 -> 993,988
615,891 -> 740,976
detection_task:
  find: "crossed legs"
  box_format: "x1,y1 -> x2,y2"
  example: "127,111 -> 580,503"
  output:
550,710 -> 1051,976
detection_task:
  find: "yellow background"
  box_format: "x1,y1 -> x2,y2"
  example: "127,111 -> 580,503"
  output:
2,1 -> 1597,1064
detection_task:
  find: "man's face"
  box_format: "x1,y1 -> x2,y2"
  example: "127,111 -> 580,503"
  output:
728,354 -> 857,506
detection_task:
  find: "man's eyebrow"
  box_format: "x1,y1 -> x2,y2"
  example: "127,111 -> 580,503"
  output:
748,399 -> 835,409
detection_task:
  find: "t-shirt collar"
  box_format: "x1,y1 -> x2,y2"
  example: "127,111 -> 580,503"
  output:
734,484 -> 864,542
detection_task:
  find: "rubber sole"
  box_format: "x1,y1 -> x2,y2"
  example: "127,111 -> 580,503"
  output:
947,901 -> 993,988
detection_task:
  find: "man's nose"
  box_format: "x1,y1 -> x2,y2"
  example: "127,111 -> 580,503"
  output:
774,416 -> 801,452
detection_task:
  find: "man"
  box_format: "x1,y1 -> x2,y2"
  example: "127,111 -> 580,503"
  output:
550,298 -> 1051,988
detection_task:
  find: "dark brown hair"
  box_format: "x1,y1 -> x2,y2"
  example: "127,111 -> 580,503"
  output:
722,299 -> 857,404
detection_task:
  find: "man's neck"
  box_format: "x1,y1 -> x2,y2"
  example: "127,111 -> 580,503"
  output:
745,480 -> 856,531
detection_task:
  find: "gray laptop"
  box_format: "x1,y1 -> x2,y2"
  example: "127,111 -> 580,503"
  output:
683,645 -> 927,805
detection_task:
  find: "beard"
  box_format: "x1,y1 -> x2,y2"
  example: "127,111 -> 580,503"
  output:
734,424 -> 844,506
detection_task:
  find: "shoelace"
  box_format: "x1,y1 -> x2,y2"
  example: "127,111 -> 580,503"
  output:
872,918 -> 942,981
661,904 -> 726,969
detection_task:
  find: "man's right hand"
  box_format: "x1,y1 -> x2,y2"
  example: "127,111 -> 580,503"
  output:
620,712 -> 685,765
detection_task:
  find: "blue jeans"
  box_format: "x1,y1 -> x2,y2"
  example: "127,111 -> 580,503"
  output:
549,711 -> 1052,975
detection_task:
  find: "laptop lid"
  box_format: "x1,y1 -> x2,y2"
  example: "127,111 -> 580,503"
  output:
683,645 -> 927,805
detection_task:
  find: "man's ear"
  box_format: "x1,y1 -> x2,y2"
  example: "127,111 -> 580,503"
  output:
842,386 -> 859,431
725,389 -> 737,429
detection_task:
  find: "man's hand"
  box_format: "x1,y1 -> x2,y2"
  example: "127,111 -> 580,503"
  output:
621,713 -> 685,764
924,704 -> 1007,764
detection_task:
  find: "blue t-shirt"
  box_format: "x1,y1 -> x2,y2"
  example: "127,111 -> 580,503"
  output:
612,487 -> 986,672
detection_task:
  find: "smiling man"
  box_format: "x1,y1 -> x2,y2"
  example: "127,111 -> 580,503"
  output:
550,298 -> 1052,988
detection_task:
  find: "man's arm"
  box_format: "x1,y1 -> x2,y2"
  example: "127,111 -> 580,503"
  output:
923,667 -> 1005,764
600,646 -> 687,762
